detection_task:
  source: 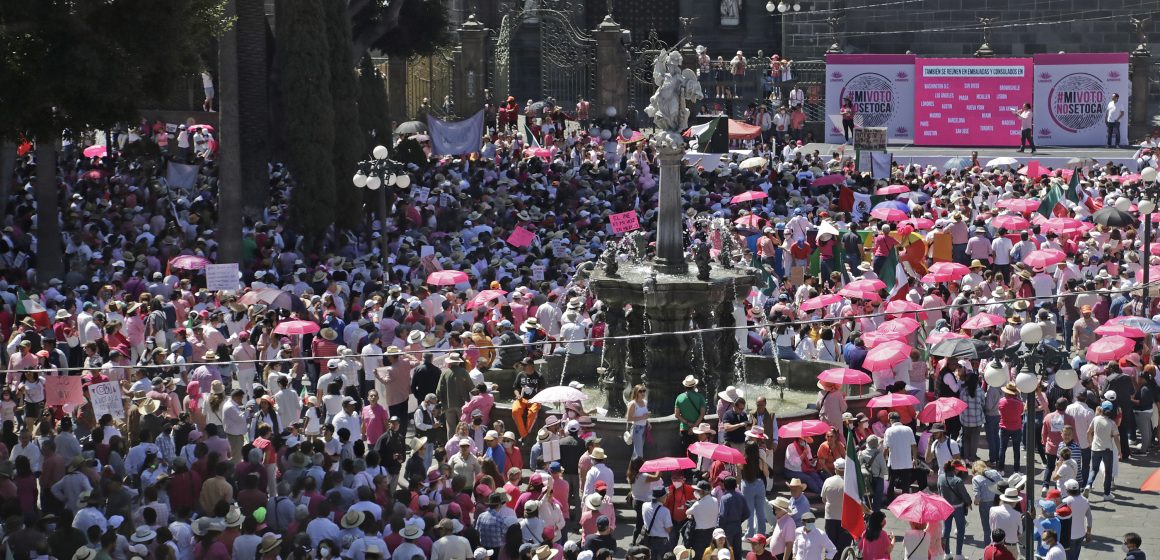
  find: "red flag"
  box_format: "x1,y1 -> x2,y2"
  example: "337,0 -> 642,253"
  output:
838,186 -> 855,213
1026,160 -> 1040,178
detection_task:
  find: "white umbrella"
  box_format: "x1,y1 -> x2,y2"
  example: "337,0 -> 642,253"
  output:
984,157 -> 1020,168
739,156 -> 769,170
531,386 -> 588,404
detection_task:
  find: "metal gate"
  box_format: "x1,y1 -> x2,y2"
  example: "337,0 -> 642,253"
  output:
492,0 -> 595,107
405,49 -> 456,119
627,29 -> 668,118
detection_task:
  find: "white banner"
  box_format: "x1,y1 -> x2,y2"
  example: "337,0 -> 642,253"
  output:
825,54 -> 916,144
90,381 -> 125,419
427,110 -> 485,155
1033,53 -> 1130,147
205,263 -> 240,292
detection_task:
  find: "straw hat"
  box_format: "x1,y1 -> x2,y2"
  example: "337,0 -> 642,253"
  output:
787,478 -> 807,491
210,380 -> 225,395
320,328 -> 338,341
1000,488 -> 1022,504
401,525 -> 423,540
407,331 -> 424,345
769,496 -> 791,512
223,509 -> 244,528
1001,382 -> 1019,396
131,527 -> 157,543
586,493 -> 604,509
532,545 -> 559,560
744,426 -> 768,440
590,447 -> 607,460
341,510 -> 366,529
411,436 -> 428,453
203,350 -> 219,361
259,534 -> 283,554
691,423 -> 716,435
137,398 -> 161,415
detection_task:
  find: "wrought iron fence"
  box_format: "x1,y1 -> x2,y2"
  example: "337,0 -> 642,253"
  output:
405,50 -> 457,119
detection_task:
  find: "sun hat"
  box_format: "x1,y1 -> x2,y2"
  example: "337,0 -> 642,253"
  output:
769,496 -> 791,512
692,423 -> 716,435
586,493 -> 604,509
590,447 -> 606,460
258,534 -> 282,554
1001,382 -> 1019,396
401,524 -> 423,540
223,508 -> 244,528
130,527 -> 157,543
718,385 -> 743,403
341,510 -> 366,529
682,375 -> 698,387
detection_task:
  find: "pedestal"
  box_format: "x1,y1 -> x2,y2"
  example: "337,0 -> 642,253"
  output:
653,136 -> 688,274
594,16 -> 628,122
455,16 -> 489,118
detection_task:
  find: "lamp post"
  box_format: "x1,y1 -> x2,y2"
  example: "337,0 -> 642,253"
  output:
996,322 -> 1075,560
1140,193 -> 1156,313
353,144 -> 411,259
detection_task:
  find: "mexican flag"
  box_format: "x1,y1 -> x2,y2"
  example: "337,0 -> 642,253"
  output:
15,288 -> 50,329
1036,182 -> 1065,219
841,429 -> 866,539
1064,169 -> 1081,204
686,120 -> 719,152
523,121 -> 540,148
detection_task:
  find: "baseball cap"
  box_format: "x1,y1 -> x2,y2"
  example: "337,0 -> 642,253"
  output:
747,535 -> 768,545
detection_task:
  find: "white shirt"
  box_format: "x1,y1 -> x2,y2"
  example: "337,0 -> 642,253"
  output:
583,463 -> 615,497
991,236 -> 1013,265
332,410 -> 363,442
222,400 -> 248,437
989,504 -> 1021,544
1065,402 -> 1094,447
883,423 -> 916,469
686,495 -> 719,528
1044,543 -> 1066,560
305,517 -> 341,548
641,501 -> 673,537
1062,494 -> 1091,536
793,527 -> 837,560
431,535 -> 472,560
820,475 -> 844,519
1106,100 -> 1123,122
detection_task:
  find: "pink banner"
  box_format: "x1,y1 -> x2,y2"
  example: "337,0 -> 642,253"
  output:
46,376 -> 85,407
914,58 -> 1033,146
609,210 -> 641,233
506,226 -> 535,248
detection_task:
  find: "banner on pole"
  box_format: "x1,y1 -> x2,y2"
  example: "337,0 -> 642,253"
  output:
427,111 -> 485,155
1033,53 -> 1130,146
609,210 -> 641,233
825,54 -> 916,144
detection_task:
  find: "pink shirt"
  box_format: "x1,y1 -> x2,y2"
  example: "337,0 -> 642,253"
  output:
362,403 -> 389,443
998,395 -> 1025,431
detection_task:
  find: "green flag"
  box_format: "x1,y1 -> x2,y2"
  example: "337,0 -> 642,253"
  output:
880,248 -> 899,291
1065,170 -> 1081,203
687,120 -> 718,151
1037,184 -> 1063,218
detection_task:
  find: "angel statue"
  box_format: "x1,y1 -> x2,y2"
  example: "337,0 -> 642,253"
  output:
645,49 -> 703,133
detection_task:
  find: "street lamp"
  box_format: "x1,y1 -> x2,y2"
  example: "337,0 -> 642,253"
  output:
353,144 -> 411,258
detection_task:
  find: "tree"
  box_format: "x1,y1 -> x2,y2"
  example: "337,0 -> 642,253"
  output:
276,0 -> 336,242
324,0 -> 365,215
0,0 -> 227,282
358,56 -> 393,152
349,0 -> 454,60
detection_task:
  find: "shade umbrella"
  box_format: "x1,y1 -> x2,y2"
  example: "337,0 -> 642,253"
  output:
848,278 -> 887,292
1136,266 -> 1160,283
918,397 -> 969,423
1140,466 -> 1160,492
961,313 -> 1006,330
926,331 -> 970,345
990,215 -> 1030,231
777,420 -> 832,439
801,293 -> 844,311
466,289 -> 508,310
1094,324 -> 1147,338
927,262 -> 969,281
838,286 -> 882,302
1092,207 -> 1135,227
818,368 -> 872,385
272,320 -> 321,336
734,214 -> 765,229
811,174 -> 847,187
531,386 -> 588,404
1085,335 -> 1135,363
739,157 -> 769,170
943,156 -> 972,171
427,270 -> 469,285
863,330 -> 908,348
996,199 -> 1041,214
1107,316 -> 1160,335
1066,156 -> 1098,168
886,300 -> 928,320
238,288 -> 294,309
870,207 -> 908,222
863,341 -> 912,371
1022,249 -> 1067,268
1041,217 -> 1086,235
867,393 -> 920,408
617,130 -> 646,144
985,157 -> 1020,168
874,200 -> 910,213
687,442 -> 746,464
921,272 -> 957,284
901,217 -> 935,230
639,457 -> 697,473
876,184 -> 910,195
394,121 -> 427,134
730,191 -> 769,204
888,491 -> 955,523
878,317 -> 921,335
929,338 -> 993,359
168,255 -> 211,270
188,124 -> 215,133
83,145 -> 107,158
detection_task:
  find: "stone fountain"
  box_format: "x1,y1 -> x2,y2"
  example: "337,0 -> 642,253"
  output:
588,48 -> 756,415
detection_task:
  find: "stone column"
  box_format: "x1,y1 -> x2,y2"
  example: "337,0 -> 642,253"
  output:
1130,44 -> 1151,142
643,303 -> 693,414
654,136 -> 689,274
456,15 -> 488,118
594,16 -> 628,122
601,304 -> 628,417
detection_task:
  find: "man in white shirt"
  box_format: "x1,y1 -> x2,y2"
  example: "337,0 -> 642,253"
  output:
686,481 -> 719,552
989,489 -> 1022,547
431,519 -> 473,560
1106,93 -> 1124,148
991,230 -> 1013,277
1065,398 -> 1095,484
818,460 -> 849,552
788,86 -> 804,108
883,412 -> 916,497
332,397 -> 363,442
582,449 -> 615,497
222,390 -> 249,459
640,488 -> 673,558
792,512 -> 837,560
1061,479 -> 1092,557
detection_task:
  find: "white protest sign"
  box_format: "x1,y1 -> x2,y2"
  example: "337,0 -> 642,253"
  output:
205,263 -> 240,292
90,381 -> 125,419
532,264 -> 546,282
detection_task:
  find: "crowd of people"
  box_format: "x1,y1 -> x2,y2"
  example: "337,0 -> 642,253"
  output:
2,83 -> 1160,560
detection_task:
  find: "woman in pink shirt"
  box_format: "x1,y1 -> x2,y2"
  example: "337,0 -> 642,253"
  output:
997,383 -> 1026,470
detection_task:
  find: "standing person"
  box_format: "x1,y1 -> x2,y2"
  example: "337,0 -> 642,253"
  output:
1085,401 -> 1120,500
983,529 -> 1017,560
1106,93 -> 1125,148
792,512 -> 837,560
687,480 -> 718,554
718,477 -> 750,555
971,460 -> 1003,543
1061,480 -> 1091,560
511,358 -> 544,441
937,461 -> 970,558
1122,533 -> 1145,560
674,376 -> 705,450
819,459 -> 850,553
1066,393 -> 1095,486
201,70 -> 215,111
767,497 -> 797,560
990,490 -> 1023,552
883,412 -> 916,498
1013,103 -> 1035,153
379,346 -> 418,434
663,470 -> 696,550
1132,370 -> 1156,453
1042,398 -> 1076,488
641,487 -> 673,560
816,382 -> 846,439
437,353 -> 474,439
839,97 -> 856,143
857,511 -> 893,560
998,382 -> 1025,471
626,384 -> 650,459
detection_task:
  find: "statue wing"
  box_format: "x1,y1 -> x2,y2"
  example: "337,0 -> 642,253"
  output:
652,49 -> 670,86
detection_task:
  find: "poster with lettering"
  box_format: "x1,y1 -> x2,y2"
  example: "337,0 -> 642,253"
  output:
532,264 -> 546,282
609,210 -> 641,234
205,263 -> 240,292
1032,53 -> 1129,146
45,376 -> 85,407
506,226 -> 535,248
824,54 -> 916,144
914,58 -> 1033,146
89,381 -> 125,419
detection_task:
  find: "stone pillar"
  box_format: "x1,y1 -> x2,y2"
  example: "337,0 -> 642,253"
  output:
601,305 -> 628,417
654,136 -> 688,274
386,55 -> 409,122
1130,45 -> 1151,142
643,304 -> 693,414
456,15 -> 488,118
594,16 -> 628,122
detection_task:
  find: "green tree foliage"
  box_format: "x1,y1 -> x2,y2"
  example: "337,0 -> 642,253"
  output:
323,0 -> 365,215
358,57 -> 393,152
277,0 -> 337,241
349,0 -> 454,60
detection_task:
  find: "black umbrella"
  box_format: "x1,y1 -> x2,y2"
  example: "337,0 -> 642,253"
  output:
929,338 -> 993,360
393,121 -> 427,134
1091,207 -> 1135,227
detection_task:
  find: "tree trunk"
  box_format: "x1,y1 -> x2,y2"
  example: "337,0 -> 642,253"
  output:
35,140 -> 63,283
237,0 -> 271,216
217,0 -> 245,266
0,141 -> 15,213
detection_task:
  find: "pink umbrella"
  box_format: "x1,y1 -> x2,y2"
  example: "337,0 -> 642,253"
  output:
427,270 -> 469,285
886,300 -> 928,320
811,174 -> 847,187
867,393 -> 920,408
168,255 -> 211,270
531,386 -> 588,404
888,492 -> 954,523
926,331 -> 969,345
1137,266 -> 1160,283
876,184 -> 910,195
801,293 -> 844,311
918,397 -> 969,422
188,124 -> 215,133
466,289 -> 508,310
848,278 -> 887,292
730,191 -> 769,204
870,207 -> 908,222
272,320 -> 321,336
1022,249 -> 1066,268
901,217 -> 935,230
734,214 -> 765,228
1085,335 -> 1135,363
921,272 -> 959,284
83,145 -> 107,158
817,368 -> 872,385
928,262 -> 969,280
996,199 -> 1041,214
961,313 -> 1006,330
524,147 -> 552,160
777,420 -> 832,439
1094,324 -> 1147,338
639,457 -> 697,473
1041,217 -> 1086,235
991,214 -> 1030,230
863,330 -> 908,348
687,442 -> 746,464
878,317 -> 921,335
838,286 -> 882,302
863,341 -> 912,371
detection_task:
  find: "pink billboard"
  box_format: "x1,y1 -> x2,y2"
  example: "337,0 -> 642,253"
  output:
914,58 -> 1033,146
